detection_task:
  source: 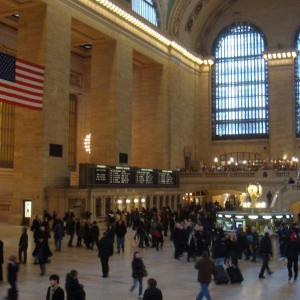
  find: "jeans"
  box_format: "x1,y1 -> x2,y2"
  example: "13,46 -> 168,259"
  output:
196,282 -> 211,300
39,263 -> 46,275
215,258 -> 224,265
287,257 -> 298,278
238,249 -> 249,260
117,237 -> 125,252
68,231 -> 74,246
139,234 -> 145,247
55,239 -> 62,251
252,246 -> 258,261
129,277 -> 143,296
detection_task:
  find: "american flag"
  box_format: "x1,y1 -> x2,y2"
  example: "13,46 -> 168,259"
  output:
0,52 -> 44,110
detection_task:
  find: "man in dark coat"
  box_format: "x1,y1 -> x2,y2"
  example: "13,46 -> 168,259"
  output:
0,239 -> 3,281
286,233 -> 300,280
143,278 -> 163,300
194,251 -> 217,300
259,232 -> 274,278
65,270 -> 85,300
7,255 -> 19,300
46,274 -> 65,300
115,220 -> 127,253
18,227 -> 28,264
171,223 -> 183,259
97,232 -> 113,278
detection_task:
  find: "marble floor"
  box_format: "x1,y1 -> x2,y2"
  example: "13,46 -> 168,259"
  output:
0,224 -> 300,300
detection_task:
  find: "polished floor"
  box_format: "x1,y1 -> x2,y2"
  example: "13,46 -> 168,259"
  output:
0,224 -> 300,300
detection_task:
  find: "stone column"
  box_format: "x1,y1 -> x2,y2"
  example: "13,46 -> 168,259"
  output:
11,1 -> 71,224
268,57 -> 295,159
90,39 -> 132,165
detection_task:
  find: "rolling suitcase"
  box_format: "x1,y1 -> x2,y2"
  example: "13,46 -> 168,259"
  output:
226,262 -> 244,284
215,264 -> 229,285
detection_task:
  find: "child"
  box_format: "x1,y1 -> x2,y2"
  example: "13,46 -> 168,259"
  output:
46,274 -> 64,300
18,227 -> 28,264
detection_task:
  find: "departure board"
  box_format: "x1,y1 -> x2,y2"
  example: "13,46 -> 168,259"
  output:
110,167 -> 135,184
94,165 -> 108,184
136,169 -> 158,185
158,170 -> 177,185
79,164 -> 179,188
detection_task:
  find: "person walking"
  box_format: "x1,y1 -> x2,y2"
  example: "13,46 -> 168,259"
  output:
286,232 -> 300,280
251,227 -> 259,262
65,270 -> 86,300
129,252 -> 146,299
97,232 -> 113,278
67,217 -> 76,247
7,255 -> 19,300
18,227 -> 28,264
142,278 -> 163,300
54,219 -> 64,252
194,251 -> 217,300
115,220 -> 127,253
259,232 -> 274,278
32,235 -> 52,276
46,274 -> 65,300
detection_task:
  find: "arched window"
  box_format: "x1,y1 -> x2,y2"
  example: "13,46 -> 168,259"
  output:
132,0 -> 158,27
211,23 -> 269,140
294,28 -> 300,137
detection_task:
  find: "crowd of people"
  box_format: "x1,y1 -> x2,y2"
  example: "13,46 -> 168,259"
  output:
1,204 -> 300,299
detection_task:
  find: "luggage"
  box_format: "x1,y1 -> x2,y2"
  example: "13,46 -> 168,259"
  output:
215,264 -> 229,285
226,262 -> 244,283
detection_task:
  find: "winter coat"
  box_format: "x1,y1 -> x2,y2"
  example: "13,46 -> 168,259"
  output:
32,240 -> 52,264
286,240 -> 300,259
19,233 -> 28,249
131,258 -> 145,279
7,260 -> 19,283
194,257 -> 217,285
143,287 -> 163,300
97,236 -> 113,259
259,235 -> 272,255
54,223 -> 64,240
65,273 -> 85,300
46,286 -> 65,300
115,222 -> 127,238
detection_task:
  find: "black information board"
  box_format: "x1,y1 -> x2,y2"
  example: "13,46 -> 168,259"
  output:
110,167 -> 136,184
94,166 -> 108,184
80,164 -> 179,188
158,170 -> 177,185
136,169 -> 158,185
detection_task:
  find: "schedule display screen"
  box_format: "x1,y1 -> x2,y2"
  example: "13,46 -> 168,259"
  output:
80,164 -> 179,188
94,165 -> 109,184
136,169 -> 158,185
110,167 -> 136,184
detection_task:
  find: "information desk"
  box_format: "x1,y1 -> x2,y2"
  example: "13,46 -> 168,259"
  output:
79,163 -> 180,188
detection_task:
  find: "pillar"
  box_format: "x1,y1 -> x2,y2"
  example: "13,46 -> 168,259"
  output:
11,0 -> 71,224
90,39 -> 132,165
268,57 -> 295,159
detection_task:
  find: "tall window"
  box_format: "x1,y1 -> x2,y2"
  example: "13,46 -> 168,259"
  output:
69,94 -> 77,172
0,103 -> 14,168
294,28 -> 300,137
212,23 -> 269,140
132,0 -> 158,26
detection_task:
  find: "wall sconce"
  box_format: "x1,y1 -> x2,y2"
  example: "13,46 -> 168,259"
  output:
134,199 -> 139,203
84,134 -> 91,153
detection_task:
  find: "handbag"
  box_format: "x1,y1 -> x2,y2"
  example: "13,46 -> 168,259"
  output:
142,266 -> 148,277
154,230 -> 161,239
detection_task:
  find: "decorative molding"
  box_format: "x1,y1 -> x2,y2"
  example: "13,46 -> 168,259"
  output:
0,44 -> 16,57
70,71 -> 82,87
170,0 -> 192,37
185,1 -> 204,32
196,0 -> 239,55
